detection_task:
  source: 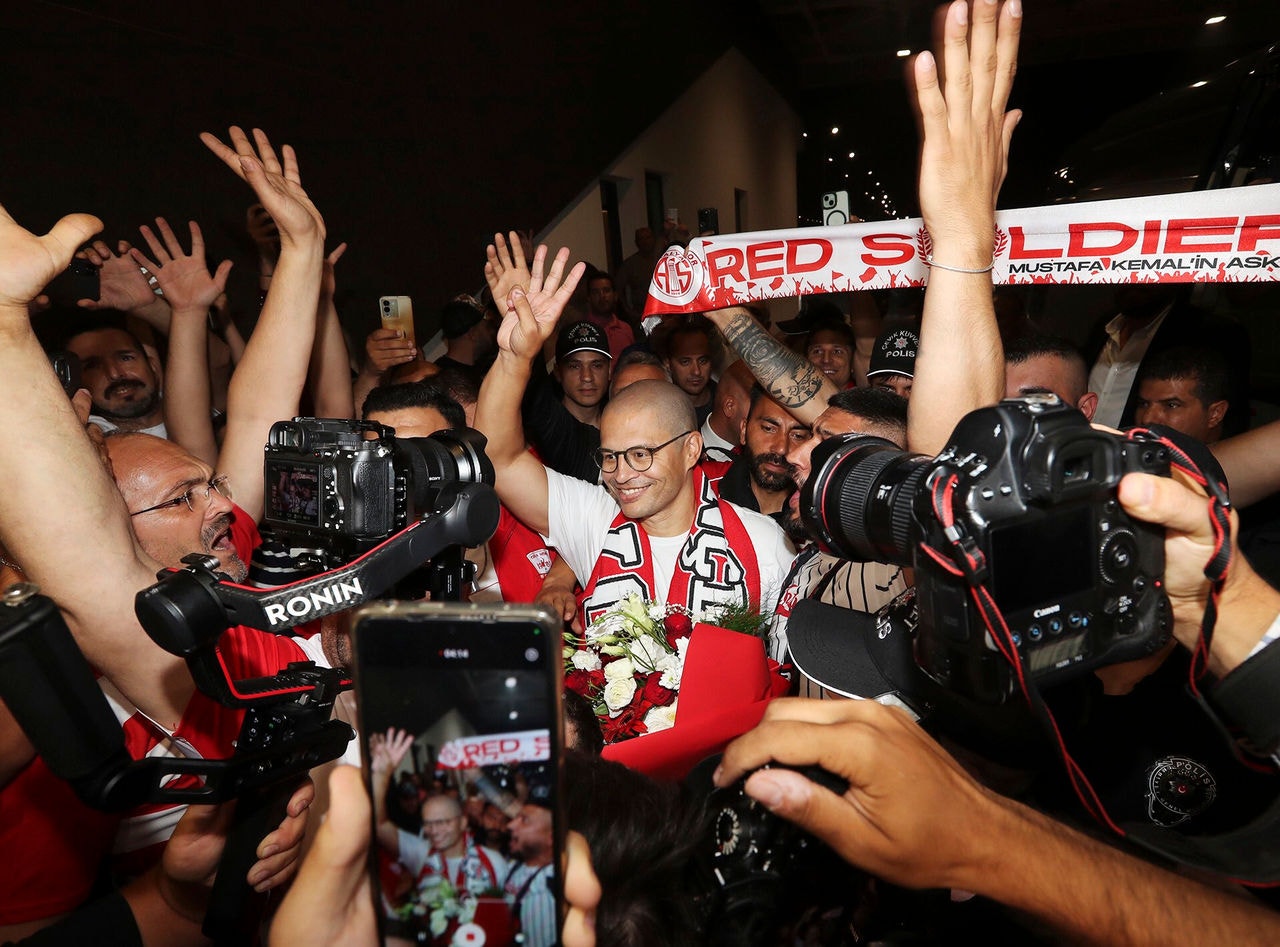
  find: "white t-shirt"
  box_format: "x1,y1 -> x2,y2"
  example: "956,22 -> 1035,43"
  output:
543,468 -> 794,615
396,830 -> 509,893
89,416 -> 168,439
1087,306 -> 1171,429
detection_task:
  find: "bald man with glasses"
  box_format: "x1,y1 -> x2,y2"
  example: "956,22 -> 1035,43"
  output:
474,240 -> 794,629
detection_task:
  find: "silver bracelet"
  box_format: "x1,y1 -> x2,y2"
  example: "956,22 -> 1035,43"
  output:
924,255 -> 995,274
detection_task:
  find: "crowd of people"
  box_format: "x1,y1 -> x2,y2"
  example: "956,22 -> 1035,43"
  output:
2,1 -> 1280,945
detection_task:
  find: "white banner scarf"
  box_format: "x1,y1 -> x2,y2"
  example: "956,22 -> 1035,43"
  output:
643,183 -> 1280,316
436,728 -> 551,770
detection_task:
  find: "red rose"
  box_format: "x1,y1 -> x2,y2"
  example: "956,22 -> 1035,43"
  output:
663,612 -> 693,649
564,669 -> 598,696
641,673 -> 677,707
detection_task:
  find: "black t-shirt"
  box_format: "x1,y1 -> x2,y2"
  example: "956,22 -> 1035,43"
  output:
520,365 -> 600,484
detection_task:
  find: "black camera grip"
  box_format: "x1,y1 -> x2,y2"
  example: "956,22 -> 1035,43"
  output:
202,777 -> 298,945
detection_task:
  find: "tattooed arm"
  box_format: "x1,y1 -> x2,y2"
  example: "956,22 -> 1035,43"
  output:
705,306 -> 838,426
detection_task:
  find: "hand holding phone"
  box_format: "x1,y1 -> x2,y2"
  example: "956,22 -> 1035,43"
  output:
379,296 -> 416,349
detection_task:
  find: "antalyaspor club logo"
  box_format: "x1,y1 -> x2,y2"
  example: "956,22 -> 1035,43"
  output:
649,245 -> 705,306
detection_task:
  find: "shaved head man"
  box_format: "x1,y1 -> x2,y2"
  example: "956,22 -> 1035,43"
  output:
475,255 -> 795,631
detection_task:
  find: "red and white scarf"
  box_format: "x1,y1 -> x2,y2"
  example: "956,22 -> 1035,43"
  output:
577,468 -> 761,626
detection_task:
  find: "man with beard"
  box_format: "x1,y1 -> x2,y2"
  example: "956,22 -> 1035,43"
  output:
769,388 -> 910,678
715,385 -> 808,522
503,792 -> 556,947
65,320 -> 167,436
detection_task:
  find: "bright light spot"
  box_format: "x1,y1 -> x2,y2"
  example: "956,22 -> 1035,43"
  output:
830,126 -> 840,135
828,156 -> 834,162
1205,15 -> 1226,25
802,132 -> 808,138
508,710 -> 519,720
844,173 -> 849,178
896,49 -> 912,58
505,676 -> 517,688
1190,80 -> 1208,88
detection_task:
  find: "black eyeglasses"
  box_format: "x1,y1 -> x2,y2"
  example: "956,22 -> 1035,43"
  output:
593,431 -> 693,474
130,476 -> 232,517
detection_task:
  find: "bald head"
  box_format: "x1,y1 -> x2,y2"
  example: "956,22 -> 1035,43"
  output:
603,379 -> 696,438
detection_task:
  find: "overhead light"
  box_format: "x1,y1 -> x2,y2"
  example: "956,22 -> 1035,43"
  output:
896,48 -> 912,58
828,156 -> 834,162
844,173 -> 849,178
848,151 -> 855,158
802,132 -> 808,138
1205,15 -> 1226,25
1191,80 -> 1208,88
831,126 -> 840,135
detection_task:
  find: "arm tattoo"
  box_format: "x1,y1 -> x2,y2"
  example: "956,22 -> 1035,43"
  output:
720,312 -> 826,409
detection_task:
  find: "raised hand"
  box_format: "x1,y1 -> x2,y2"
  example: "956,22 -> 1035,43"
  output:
320,241 -> 348,299
368,727 -> 415,774
912,0 -> 1022,262
199,127 -> 325,246
484,231 -> 533,311
129,218 -> 233,313
497,245 -> 585,363
77,238 -> 158,311
0,201 -> 101,312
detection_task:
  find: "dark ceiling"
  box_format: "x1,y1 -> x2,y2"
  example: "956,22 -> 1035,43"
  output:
5,1 -> 1278,338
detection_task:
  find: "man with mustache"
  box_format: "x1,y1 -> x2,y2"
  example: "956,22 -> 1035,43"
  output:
66,321 -> 167,436
714,385 -> 808,522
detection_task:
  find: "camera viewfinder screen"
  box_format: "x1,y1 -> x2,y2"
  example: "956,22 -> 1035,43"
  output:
355,614 -> 560,947
266,460 -> 322,527
988,507 -> 1092,615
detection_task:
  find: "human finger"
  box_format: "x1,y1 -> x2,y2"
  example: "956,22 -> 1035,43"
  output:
138,224 -> 170,265
551,259 -> 586,307
212,259 -> 235,292
508,230 -> 528,273
992,0 -> 1023,119
912,51 -> 947,145
327,242 -> 348,266
542,247 -> 571,295
1118,472 -> 1217,546
251,128 -> 283,176
154,217 -> 185,259
199,129 -> 247,181
494,232 -> 514,272
939,1 -> 974,119
128,246 -> 162,277
527,244 -> 548,295
967,0 -> 1002,118
281,143 -> 301,185
188,220 -> 206,259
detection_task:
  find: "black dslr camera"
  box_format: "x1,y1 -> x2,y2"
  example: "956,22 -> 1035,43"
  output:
262,418 -> 493,568
801,394 -> 1172,703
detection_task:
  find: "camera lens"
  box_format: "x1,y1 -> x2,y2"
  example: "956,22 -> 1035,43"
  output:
799,434 -> 930,564
396,429 -> 495,512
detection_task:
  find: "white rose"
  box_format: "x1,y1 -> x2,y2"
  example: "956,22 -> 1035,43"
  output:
603,676 -> 637,713
604,657 -> 634,681
676,636 -> 691,662
643,701 -> 678,733
627,634 -> 666,670
570,650 -> 602,671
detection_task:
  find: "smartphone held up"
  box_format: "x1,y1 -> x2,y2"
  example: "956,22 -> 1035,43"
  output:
380,295 -> 417,348
354,603 -> 565,947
